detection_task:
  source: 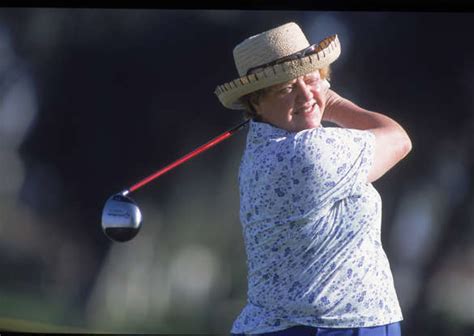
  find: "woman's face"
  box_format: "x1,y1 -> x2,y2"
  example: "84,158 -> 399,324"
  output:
254,71 -> 328,132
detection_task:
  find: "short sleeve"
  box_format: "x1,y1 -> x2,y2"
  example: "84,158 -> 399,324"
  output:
291,127 -> 375,215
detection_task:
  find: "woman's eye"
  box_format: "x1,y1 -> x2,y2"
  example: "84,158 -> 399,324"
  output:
280,86 -> 293,93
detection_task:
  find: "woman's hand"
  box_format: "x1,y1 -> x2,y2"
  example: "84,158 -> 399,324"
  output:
322,88 -> 342,123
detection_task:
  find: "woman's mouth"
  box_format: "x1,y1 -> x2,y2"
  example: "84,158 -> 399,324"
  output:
294,102 -> 319,116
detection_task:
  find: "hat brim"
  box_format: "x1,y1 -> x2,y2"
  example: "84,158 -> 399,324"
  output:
215,34 -> 341,110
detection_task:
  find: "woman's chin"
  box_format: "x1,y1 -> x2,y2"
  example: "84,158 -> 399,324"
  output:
298,113 -> 322,130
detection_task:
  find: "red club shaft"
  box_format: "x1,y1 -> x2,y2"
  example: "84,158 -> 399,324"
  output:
124,120 -> 249,195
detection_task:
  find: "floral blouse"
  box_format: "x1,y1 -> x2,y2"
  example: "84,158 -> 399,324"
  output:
232,120 -> 403,334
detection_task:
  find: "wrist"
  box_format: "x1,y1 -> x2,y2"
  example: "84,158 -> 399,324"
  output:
322,105 -> 334,123
322,89 -> 340,123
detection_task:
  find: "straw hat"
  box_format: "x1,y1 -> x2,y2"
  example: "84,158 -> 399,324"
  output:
214,22 -> 341,110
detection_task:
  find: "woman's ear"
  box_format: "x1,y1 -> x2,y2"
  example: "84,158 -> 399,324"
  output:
247,88 -> 268,121
250,94 -> 263,119
250,95 -> 259,110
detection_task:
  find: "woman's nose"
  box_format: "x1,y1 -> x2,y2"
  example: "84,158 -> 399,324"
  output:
296,79 -> 315,102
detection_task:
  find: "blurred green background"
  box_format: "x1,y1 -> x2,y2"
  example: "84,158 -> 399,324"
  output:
0,8 -> 473,335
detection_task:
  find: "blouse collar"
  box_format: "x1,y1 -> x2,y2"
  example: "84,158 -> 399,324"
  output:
248,120 -> 292,142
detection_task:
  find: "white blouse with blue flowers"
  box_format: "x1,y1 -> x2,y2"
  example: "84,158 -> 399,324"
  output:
232,120 -> 403,334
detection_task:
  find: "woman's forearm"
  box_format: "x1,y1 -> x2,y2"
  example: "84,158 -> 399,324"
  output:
323,89 -> 402,131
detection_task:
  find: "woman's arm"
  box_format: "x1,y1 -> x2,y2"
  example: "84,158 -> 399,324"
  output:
323,89 -> 412,183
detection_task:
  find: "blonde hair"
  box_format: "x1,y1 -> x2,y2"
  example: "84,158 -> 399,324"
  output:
240,66 -> 331,120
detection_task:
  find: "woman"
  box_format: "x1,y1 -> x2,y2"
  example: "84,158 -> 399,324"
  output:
215,22 -> 411,336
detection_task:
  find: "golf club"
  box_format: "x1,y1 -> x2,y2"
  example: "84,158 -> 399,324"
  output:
101,119 -> 249,242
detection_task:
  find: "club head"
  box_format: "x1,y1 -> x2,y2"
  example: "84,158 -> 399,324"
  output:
101,192 -> 142,242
